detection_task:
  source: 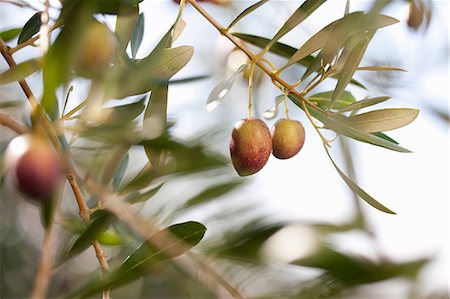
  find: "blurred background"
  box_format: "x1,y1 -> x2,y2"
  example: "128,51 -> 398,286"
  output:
0,0 -> 448,298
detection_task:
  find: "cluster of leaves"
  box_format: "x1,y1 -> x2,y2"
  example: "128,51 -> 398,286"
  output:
0,0 -> 432,298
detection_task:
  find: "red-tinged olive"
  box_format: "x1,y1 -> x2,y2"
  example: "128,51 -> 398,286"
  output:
271,119 -> 305,159
230,118 -> 272,176
4,134 -> 64,202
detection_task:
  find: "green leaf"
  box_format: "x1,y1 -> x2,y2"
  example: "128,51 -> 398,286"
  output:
66,210 -> 114,260
0,100 -> 24,109
183,180 -> 243,208
308,90 -> 355,110
40,199 -> 55,230
344,108 -> 419,133
288,94 -> 411,152
0,28 -> 22,42
18,12 -> 42,44
330,38 -> 369,109
113,154 -> 129,191
144,85 -> 168,141
104,96 -> 147,123
130,13 -> 144,59
357,65 -> 406,72
71,221 -> 206,298
233,33 -> 365,89
227,0 -> 269,29
113,46 -> 193,98
125,183 -> 164,204
283,12 -> 398,69
0,58 -> 42,85
325,149 -> 396,214
115,4 -> 139,49
337,96 -> 390,112
266,0 -> 326,51
373,132 -> 398,144
120,137 -> 226,194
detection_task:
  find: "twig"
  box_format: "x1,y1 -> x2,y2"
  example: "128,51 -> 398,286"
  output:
0,113 -> 27,134
0,36 -> 111,298
29,219 -> 56,299
185,0 -> 324,118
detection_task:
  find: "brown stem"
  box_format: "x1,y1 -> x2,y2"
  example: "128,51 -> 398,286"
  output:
0,113 -> 27,134
0,36 -> 111,298
29,220 -> 56,299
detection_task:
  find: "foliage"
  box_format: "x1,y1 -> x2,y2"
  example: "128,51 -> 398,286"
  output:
0,0 -> 441,298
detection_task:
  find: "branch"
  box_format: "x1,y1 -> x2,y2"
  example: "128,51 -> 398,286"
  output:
0,113 -> 27,134
185,0 -> 323,115
29,221 -> 56,299
0,36 -> 111,298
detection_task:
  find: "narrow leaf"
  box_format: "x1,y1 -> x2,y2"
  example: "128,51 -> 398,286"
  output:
18,12 -> 42,44
337,96 -> 390,112
115,4 -> 139,49
288,94 -> 411,152
113,154 -> 129,191
227,0 -> 269,29
130,13 -> 144,59
71,221 -> 206,298
0,28 -> 22,42
325,149 -> 396,214
308,90 -> 355,110
357,65 -> 406,72
0,58 -> 42,85
233,33 -> 365,89
344,108 -> 419,133
330,38 -> 369,109
267,0 -> 326,50
66,210 -> 114,260
125,183 -> 164,204
183,180 -> 243,208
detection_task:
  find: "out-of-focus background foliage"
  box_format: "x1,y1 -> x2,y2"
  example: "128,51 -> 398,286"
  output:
0,1 -> 448,298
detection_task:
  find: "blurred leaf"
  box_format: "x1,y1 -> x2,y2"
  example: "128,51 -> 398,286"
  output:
0,58 -> 42,85
233,33 -> 365,89
330,38 -> 369,109
130,13 -> 144,59
0,100 -> 23,108
115,4 -> 139,49
18,12 -> 42,44
325,148 -> 395,214
120,136 -> 226,194
113,154 -> 129,191
104,96 -> 147,123
337,96 -> 390,112
357,65 -> 406,72
113,46 -> 193,98
40,199 -> 55,230
308,90 -> 355,110
125,183 -> 164,204
183,180 -> 243,209
71,221 -> 206,298
266,0 -> 326,50
43,1 -> 94,119
227,0 -> 269,29
293,245 -> 428,288
66,210 -> 114,260
344,108 -> 419,133
0,28 -> 22,42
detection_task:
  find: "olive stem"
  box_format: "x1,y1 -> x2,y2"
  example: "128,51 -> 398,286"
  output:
247,60 -> 256,119
0,113 -> 27,134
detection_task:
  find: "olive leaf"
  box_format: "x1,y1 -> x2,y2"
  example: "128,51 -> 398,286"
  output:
0,58 -> 42,85
227,0 -> 269,30
18,12 -> 42,44
343,108 -> 419,133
